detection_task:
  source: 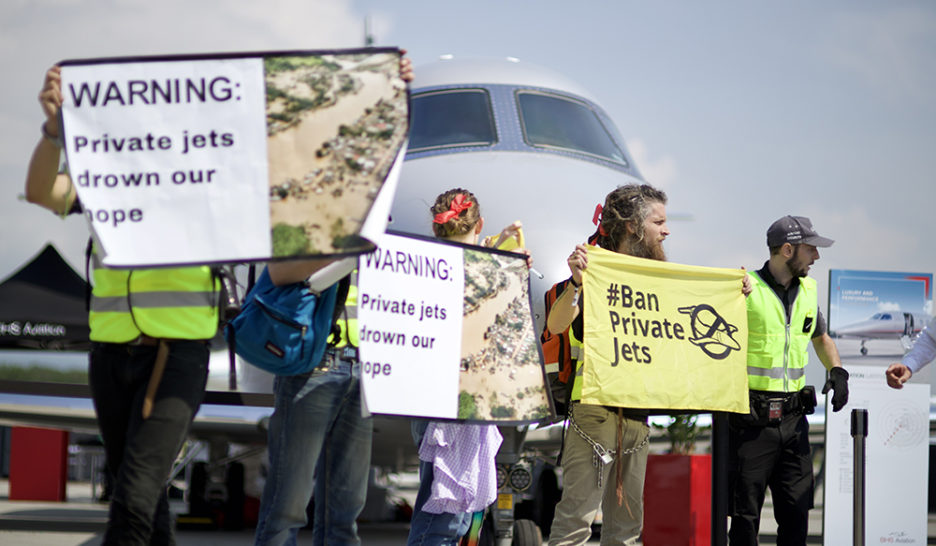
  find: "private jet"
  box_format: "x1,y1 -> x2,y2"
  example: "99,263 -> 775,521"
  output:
832,311 -> 931,355
389,55 -> 644,314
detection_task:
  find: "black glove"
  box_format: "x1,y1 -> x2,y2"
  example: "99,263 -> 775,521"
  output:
821,367 -> 849,412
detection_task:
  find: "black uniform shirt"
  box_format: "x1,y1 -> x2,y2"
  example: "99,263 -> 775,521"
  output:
755,262 -> 826,339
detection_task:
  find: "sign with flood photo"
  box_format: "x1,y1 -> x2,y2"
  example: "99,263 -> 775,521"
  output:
59,48 -> 408,267
357,233 -> 551,424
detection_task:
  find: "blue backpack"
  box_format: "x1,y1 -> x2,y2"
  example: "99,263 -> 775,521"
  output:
225,267 -> 339,376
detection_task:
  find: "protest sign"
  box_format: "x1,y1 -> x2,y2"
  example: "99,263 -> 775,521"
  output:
357,232 -> 550,423
59,48 -> 408,267
580,246 -> 749,412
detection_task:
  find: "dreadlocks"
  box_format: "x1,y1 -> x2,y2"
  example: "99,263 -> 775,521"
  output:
594,184 -> 668,259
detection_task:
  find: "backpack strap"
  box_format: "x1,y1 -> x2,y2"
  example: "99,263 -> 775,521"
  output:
84,237 -> 93,312
328,274 -> 353,348
222,264 -> 257,391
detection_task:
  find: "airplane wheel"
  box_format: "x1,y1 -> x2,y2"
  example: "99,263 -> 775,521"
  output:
860,347 -> 868,356
512,518 -> 542,546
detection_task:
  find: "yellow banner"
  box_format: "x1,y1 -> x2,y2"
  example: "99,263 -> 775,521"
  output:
581,246 -> 750,413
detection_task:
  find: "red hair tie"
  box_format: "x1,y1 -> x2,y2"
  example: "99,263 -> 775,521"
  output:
593,204 -> 606,236
433,193 -> 473,224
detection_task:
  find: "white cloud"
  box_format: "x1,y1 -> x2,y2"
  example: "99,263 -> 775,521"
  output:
877,301 -> 902,312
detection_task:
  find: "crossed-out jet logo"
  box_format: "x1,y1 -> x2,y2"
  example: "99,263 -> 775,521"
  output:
677,303 -> 742,360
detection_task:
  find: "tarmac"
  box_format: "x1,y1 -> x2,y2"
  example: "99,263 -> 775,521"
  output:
0,479 -> 856,545
0,480 -> 933,545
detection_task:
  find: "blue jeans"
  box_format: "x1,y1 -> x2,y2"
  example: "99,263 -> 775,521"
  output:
407,420 -> 472,546
254,354 -> 372,546
89,340 -> 209,546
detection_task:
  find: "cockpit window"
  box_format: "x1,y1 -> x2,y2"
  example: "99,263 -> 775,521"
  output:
517,91 -> 627,165
409,89 -> 497,151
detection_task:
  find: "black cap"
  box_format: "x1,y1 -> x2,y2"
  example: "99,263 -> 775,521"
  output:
766,216 -> 834,248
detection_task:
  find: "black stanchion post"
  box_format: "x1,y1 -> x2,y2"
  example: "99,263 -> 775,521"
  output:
711,412 -> 729,546
851,408 -> 868,546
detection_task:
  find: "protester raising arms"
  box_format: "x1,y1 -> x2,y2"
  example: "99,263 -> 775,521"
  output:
406,187 -> 530,546
546,184 -> 752,546
26,65 -> 220,545
545,184 -> 670,546
253,52 -> 414,546
27,52 -> 414,546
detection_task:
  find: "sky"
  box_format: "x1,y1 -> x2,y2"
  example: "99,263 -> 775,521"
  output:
1,1 -> 934,377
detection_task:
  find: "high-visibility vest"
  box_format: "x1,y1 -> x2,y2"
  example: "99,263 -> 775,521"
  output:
745,271 -> 817,392
568,326 -> 586,401
88,252 -> 219,343
332,271 -> 358,348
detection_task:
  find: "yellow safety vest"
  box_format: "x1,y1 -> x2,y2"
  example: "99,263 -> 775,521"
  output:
88,252 -> 220,343
332,271 -> 358,348
745,271 -> 817,392
568,325 -> 585,401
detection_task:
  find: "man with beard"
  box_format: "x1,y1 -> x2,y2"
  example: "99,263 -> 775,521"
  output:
729,215 -> 849,545
546,184 -> 669,546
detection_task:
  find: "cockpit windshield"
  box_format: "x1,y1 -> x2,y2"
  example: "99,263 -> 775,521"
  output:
408,89 -> 497,151
517,91 -> 627,165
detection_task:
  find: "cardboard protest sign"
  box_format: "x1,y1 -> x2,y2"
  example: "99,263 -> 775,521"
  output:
580,246 -> 749,413
59,48 -> 408,267
357,233 -> 551,423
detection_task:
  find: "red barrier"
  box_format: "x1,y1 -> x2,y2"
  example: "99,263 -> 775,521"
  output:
644,453 -> 712,546
9,426 -> 69,501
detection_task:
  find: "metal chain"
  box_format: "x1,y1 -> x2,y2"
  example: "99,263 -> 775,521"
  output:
568,406 -> 651,488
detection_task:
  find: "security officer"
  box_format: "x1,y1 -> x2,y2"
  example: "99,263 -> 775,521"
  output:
27,66 -> 220,545
729,215 -> 849,545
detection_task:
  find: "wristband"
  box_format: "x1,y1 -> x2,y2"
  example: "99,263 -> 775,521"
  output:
569,277 -> 581,288
41,121 -> 63,149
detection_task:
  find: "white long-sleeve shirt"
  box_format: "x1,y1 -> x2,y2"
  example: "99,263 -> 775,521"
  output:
903,317 -> 936,373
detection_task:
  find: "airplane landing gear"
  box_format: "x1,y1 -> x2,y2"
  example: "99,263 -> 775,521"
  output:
176,441 -> 263,530
512,519 -> 542,545
860,340 -> 868,356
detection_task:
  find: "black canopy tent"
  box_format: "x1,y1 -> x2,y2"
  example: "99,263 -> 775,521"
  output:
0,244 -> 90,350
